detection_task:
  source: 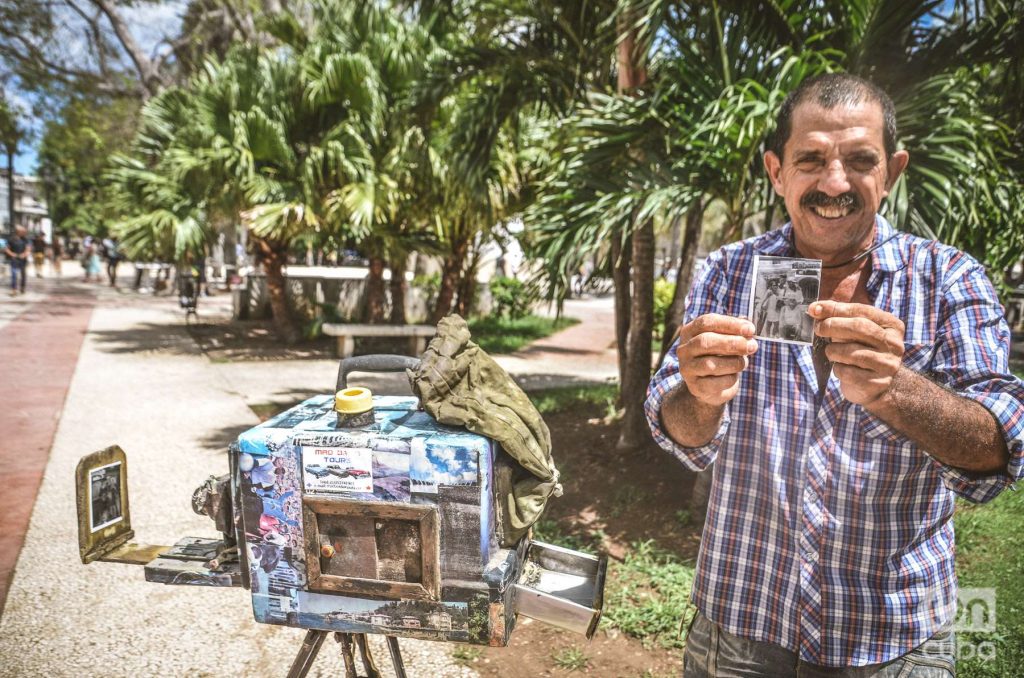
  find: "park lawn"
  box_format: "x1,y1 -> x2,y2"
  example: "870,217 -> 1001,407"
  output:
954,486 -> 1024,675
954,366 -> 1024,675
467,314 -> 579,354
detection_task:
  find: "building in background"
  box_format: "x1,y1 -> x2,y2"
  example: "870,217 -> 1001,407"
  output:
0,171 -> 51,238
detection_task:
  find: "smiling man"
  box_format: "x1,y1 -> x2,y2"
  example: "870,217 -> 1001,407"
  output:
646,73 -> 1024,676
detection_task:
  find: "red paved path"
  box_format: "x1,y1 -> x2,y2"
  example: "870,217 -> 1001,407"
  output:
0,284 -> 95,614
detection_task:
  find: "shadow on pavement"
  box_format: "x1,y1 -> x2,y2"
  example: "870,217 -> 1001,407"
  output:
198,422 -> 256,451
88,321 -> 197,355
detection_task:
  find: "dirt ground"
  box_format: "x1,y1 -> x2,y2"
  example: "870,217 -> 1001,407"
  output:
469,405 -> 704,678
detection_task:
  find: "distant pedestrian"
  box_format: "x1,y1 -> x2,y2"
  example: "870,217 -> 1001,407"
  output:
32,232 -> 46,278
103,237 -> 122,287
5,225 -> 30,295
83,241 -> 101,282
51,236 -> 63,278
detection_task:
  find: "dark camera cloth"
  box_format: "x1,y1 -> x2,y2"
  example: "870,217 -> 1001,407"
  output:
408,314 -> 562,546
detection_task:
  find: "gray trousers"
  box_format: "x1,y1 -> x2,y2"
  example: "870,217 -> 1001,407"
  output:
683,612 -> 956,677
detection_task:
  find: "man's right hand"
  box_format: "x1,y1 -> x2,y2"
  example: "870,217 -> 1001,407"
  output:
676,314 -> 758,406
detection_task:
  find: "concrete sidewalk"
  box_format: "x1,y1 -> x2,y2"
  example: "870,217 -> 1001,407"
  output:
0,273 -> 616,677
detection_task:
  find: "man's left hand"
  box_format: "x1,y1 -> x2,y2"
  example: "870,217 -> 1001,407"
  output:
808,301 -> 905,407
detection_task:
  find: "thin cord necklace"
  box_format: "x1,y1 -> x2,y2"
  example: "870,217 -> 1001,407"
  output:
793,232 -> 899,269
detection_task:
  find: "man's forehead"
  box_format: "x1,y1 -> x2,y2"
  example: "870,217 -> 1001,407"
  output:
786,100 -> 886,151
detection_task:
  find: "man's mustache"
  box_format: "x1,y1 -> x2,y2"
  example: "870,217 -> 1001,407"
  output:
800,191 -> 861,210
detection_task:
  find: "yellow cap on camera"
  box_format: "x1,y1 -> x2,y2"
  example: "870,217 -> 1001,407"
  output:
335,387 -> 373,414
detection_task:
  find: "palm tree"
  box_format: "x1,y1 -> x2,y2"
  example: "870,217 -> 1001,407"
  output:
527,0 -> 1023,450
110,1 -> 443,338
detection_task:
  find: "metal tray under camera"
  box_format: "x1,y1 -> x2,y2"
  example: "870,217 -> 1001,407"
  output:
512,540 -> 607,638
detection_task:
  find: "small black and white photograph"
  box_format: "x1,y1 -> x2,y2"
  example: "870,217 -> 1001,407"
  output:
89,462 -> 123,532
749,255 -> 822,345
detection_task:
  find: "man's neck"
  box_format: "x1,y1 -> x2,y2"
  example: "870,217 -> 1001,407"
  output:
793,222 -> 877,268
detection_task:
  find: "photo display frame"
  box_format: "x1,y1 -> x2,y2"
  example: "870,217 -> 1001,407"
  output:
749,255 -> 822,345
76,445 -> 134,564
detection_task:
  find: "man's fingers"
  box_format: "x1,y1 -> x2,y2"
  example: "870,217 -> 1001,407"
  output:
689,373 -> 740,400
815,317 -> 897,352
808,300 -> 905,331
824,342 -> 902,372
688,355 -> 749,377
680,314 -> 755,343
681,332 -> 758,359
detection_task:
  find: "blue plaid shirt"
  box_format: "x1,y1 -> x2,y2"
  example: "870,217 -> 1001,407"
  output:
645,215 -> 1024,667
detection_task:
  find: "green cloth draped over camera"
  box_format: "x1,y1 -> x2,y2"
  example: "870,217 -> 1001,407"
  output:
408,315 -> 561,546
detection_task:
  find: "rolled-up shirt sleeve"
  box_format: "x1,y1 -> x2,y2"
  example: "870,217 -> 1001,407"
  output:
927,260 -> 1024,503
645,251 -> 732,472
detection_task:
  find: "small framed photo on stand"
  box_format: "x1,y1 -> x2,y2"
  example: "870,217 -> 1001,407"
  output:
749,256 -> 822,345
76,445 -> 134,564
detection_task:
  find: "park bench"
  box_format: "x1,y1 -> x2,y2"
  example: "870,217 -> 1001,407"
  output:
322,322 -> 436,358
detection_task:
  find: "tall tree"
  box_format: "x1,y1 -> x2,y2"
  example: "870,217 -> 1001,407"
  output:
0,94 -> 24,232
37,95 -> 139,235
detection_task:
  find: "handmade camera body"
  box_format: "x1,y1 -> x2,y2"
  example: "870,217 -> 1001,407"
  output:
77,376 -> 605,648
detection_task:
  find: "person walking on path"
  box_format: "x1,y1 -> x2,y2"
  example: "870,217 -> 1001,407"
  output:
83,240 -> 101,283
5,225 -> 30,295
32,232 -> 46,278
102,237 -> 122,287
51,235 -> 63,278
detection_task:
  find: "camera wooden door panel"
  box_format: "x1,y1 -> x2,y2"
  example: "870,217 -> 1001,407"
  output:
317,514 -> 378,579
302,497 -> 439,601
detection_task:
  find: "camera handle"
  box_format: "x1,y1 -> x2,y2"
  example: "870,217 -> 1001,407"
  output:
335,354 -> 421,392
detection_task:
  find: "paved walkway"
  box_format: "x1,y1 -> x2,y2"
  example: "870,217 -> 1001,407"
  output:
0,277 -> 96,614
0,270 -> 616,676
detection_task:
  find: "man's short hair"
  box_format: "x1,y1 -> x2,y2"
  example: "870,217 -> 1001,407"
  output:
769,73 -> 898,159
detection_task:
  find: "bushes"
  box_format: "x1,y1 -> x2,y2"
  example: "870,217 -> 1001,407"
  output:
653,278 -> 676,342
489,275 -> 536,319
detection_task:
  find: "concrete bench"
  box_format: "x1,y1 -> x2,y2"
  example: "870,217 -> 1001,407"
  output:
322,323 -> 436,358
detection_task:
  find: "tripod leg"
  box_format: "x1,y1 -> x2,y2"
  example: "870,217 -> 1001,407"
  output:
385,636 -> 407,678
353,634 -> 382,678
287,630 -> 327,678
335,633 -> 358,678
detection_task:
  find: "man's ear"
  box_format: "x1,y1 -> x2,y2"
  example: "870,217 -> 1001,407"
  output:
763,151 -> 784,195
884,150 -> 909,193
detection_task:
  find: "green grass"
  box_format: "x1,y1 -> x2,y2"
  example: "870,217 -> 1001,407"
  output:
603,541 -> 696,650
527,383 -> 619,416
955,487 -> 1024,676
552,646 -> 591,671
467,314 -> 579,354
450,645 -> 482,666
534,518 -> 696,650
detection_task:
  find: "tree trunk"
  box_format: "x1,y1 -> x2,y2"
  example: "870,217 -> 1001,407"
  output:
255,237 -> 299,343
6,150 -> 13,233
455,246 -> 479,317
614,12 -> 652,446
659,197 -> 704,364
611,234 -> 632,405
667,212 -> 682,275
364,255 -> 387,323
389,256 -> 408,324
431,239 -> 468,323
93,0 -> 166,96
617,218 -> 656,450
